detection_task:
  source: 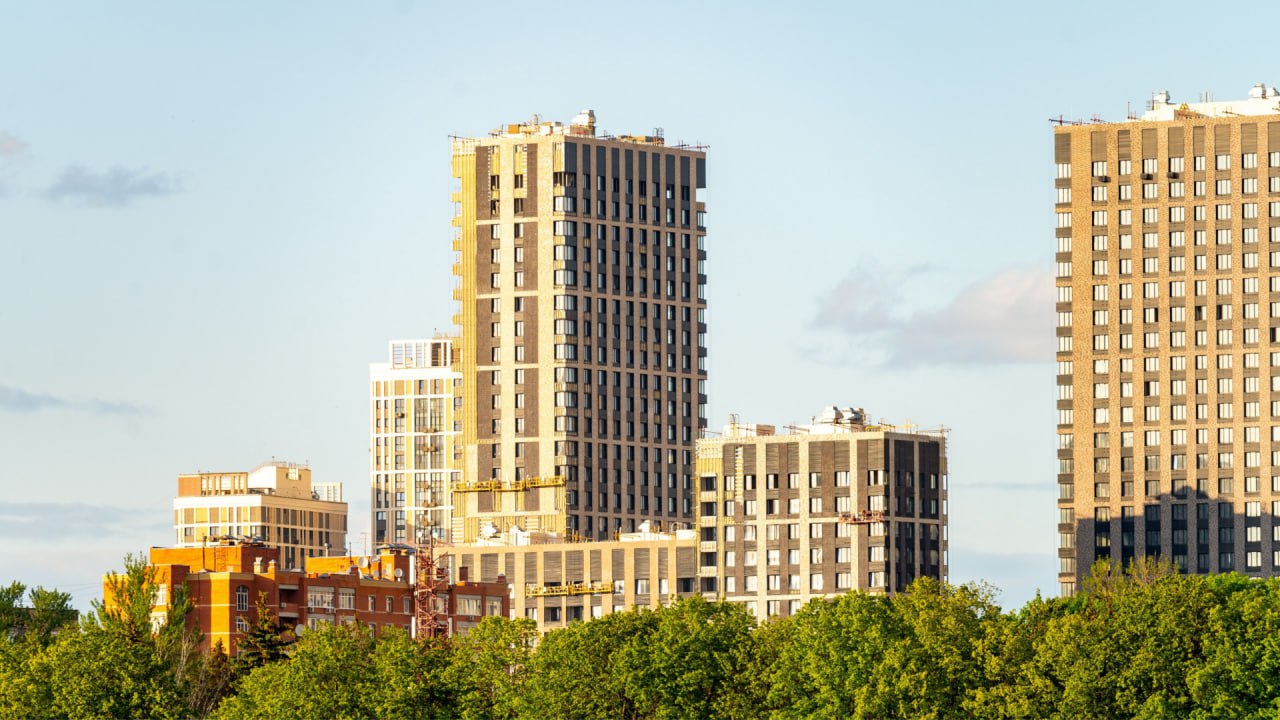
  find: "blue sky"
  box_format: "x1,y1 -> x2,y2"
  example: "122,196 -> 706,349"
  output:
3,0 -> 1277,609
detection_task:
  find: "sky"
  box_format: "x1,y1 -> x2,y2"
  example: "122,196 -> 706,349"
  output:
3,0 -> 1279,611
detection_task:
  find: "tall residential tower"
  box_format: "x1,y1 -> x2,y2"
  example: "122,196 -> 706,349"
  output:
1056,85 -> 1280,595
450,111 -> 708,542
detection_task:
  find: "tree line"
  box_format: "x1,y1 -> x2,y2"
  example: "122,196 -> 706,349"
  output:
3,556 -> 1280,718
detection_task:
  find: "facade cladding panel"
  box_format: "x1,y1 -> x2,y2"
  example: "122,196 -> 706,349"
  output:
1056,87 -> 1280,595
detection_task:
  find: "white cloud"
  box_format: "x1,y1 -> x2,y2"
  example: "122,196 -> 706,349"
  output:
814,266 -> 1053,367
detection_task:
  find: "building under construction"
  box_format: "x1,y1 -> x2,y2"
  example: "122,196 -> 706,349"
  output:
696,407 -> 949,619
446,406 -> 949,631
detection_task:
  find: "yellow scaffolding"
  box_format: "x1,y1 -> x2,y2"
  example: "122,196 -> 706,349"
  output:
524,580 -> 615,597
452,476 -> 566,493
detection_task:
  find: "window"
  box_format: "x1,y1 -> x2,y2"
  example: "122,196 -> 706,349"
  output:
236,585 -> 249,612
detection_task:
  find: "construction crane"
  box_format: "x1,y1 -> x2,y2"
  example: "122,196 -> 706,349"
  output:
414,535 -> 452,640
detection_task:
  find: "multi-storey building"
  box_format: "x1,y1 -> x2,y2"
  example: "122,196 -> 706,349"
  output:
449,110 -> 708,543
454,525 -> 699,632
370,337 -> 461,545
1055,84 -> 1280,595
453,406 -> 948,631
173,461 -> 347,570
113,539 -> 509,654
696,407 -> 948,619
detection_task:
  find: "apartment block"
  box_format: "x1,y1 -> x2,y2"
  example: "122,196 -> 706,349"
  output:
370,337 -> 462,545
451,406 -> 948,631
453,525 -> 699,633
113,539 -> 509,654
696,408 -> 948,621
1055,84 -> 1280,595
173,461 -> 347,570
449,110 -> 708,543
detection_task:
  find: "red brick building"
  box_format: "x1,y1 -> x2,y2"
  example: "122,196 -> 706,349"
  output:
115,539 -> 509,654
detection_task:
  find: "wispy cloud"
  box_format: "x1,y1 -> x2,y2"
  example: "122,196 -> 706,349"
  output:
0,131 -> 27,158
814,266 -> 1053,367
46,164 -> 179,207
0,502 -> 168,539
0,385 -> 149,417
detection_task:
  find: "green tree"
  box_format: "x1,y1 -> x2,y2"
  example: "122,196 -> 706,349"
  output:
873,578 -> 1000,718
1016,559 -> 1214,719
24,586 -> 77,642
714,614 -> 796,720
964,592 -> 1072,719
614,597 -> 756,720
369,629 -> 455,719
519,608 -> 658,719
0,582 -> 25,640
4,552 -> 206,719
217,622 -> 454,720
188,642 -> 237,720
215,622 -> 378,720
24,626 -> 188,719
232,592 -> 290,675
0,632 -> 41,719
1188,576 -> 1280,718
445,615 -> 537,720
764,590 -> 902,719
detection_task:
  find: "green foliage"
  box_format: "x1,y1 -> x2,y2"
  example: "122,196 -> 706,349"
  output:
0,581 -> 76,646
519,609 -> 657,718
519,597 -> 754,720
215,622 -> 375,720
0,582 -> 25,639
615,596 -> 756,719
445,615 -> 538,720
217,623 -> 455,720
19,559 -> 1280,718
231,592 -> 290,676
24,586 -> 78,642
0,553 -> 211,720
25,624 -> 188,719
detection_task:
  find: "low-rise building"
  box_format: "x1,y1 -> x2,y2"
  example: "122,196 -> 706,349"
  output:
172,461 -> 347,570
116,539 -> 508,654
454,524 -> 699,632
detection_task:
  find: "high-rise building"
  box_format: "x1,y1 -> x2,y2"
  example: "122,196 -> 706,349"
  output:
1055,84 -> 1280,595
173,461 -> 347,570
449,110 -> 708,543
369,337 -> 461,545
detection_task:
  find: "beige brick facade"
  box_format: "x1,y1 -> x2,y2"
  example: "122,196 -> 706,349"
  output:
1056,88 -> 1280,594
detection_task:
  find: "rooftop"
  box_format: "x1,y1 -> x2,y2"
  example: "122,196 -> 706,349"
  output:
454,109 -> 707,151
1054,84 -> 1280,127
702,406 -> 949,442
1139,84 -> 1280,121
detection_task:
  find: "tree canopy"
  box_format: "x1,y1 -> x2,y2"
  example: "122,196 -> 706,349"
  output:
8,556 -> 1280,718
